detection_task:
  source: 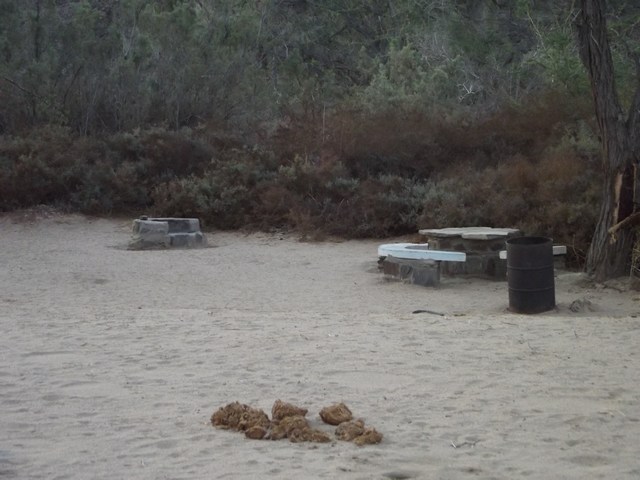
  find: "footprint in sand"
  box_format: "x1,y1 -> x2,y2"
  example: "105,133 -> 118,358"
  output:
567,455 -> 611,467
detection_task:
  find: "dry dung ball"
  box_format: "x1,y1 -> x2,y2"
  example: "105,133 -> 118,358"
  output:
211,402 -> 270,432
353,427 -> 383,446
211,402 -> 250,429
335,419 -> 365,441
319,402 -> 353,426
244,425 -> 268,440
238,409 -> 271,431
307,429 -> 332,443
269,412 -> 331,443
268,415 -> 310,440
271,400 -> 308,422
289,427 -> 332,443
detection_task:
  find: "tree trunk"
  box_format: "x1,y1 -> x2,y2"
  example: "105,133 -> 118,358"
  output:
585,168 -> 635,280
576,0 -> 639,281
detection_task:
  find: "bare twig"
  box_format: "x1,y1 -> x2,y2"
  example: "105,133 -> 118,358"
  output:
412,309 -> 446,316
1,75 -> 35,96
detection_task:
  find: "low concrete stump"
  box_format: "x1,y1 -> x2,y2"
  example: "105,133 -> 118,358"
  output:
129,216 -> 207,250
381,256 -> 441,287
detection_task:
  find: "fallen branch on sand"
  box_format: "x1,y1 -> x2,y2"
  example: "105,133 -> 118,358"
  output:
412,309 -> 446,316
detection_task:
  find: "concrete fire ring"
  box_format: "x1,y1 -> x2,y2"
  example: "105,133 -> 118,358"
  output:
128,216 -> 207,250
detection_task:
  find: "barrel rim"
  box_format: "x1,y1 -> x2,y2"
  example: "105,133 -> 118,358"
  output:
506,235 -> 553,246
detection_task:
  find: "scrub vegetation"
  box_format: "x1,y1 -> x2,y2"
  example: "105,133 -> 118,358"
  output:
1,1 -> 638,266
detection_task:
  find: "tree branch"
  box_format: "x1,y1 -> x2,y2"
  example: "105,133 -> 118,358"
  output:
609,210 -> 640,238
1,75 -> 35,97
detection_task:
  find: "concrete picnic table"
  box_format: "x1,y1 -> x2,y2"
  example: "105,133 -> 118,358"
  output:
418,227 -> 522,250
418,227 -> 523,278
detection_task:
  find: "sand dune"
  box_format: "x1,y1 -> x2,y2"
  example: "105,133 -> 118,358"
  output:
1,214 -> 639,479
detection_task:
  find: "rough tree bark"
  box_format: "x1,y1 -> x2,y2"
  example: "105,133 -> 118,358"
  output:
575,0 -> 640,281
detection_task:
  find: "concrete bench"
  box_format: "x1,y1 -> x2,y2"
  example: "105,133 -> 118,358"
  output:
378,243 -> 466,286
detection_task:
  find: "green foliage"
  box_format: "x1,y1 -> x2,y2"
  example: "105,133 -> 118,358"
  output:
358,43 -> 435,110
517,5 -> 589,96
1,0 -> 635,135
150,145 -> 279,229
0,0 -> 596,133
606,2 -> 640,108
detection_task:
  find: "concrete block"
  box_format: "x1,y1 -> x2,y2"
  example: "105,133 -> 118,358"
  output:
168,232 -> 207,247
128,235 -> 170,250
382,256 -> 440,287
149,217 -> 201,233
132,219 -> 169,236
129,219 -> 170,249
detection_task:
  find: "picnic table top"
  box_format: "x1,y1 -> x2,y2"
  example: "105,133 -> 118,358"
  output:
418,227 -> 522,241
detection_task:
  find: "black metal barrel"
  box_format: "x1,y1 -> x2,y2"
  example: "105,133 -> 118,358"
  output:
506,236 -> 555,313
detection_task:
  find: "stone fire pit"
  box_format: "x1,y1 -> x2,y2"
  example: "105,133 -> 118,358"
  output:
128,216 -> 207,250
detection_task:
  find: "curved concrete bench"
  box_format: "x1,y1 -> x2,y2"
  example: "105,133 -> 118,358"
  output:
378,243 -> 466,287
378,243 -> 466,262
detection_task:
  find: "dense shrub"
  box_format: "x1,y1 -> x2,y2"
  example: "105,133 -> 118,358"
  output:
151,147 -> 278,229
0,90 -> 602,267
417,147 -> 599,264
0,127 -> 86,209
0,127 -> 215,214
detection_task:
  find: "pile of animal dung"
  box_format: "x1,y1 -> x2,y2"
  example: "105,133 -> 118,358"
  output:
211,400 -> 383,446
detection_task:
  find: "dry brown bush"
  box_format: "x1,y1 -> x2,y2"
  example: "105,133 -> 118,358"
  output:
0,89 -> 601,267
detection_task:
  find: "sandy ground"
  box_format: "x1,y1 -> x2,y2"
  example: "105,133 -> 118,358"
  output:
1,213 -> 640,480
